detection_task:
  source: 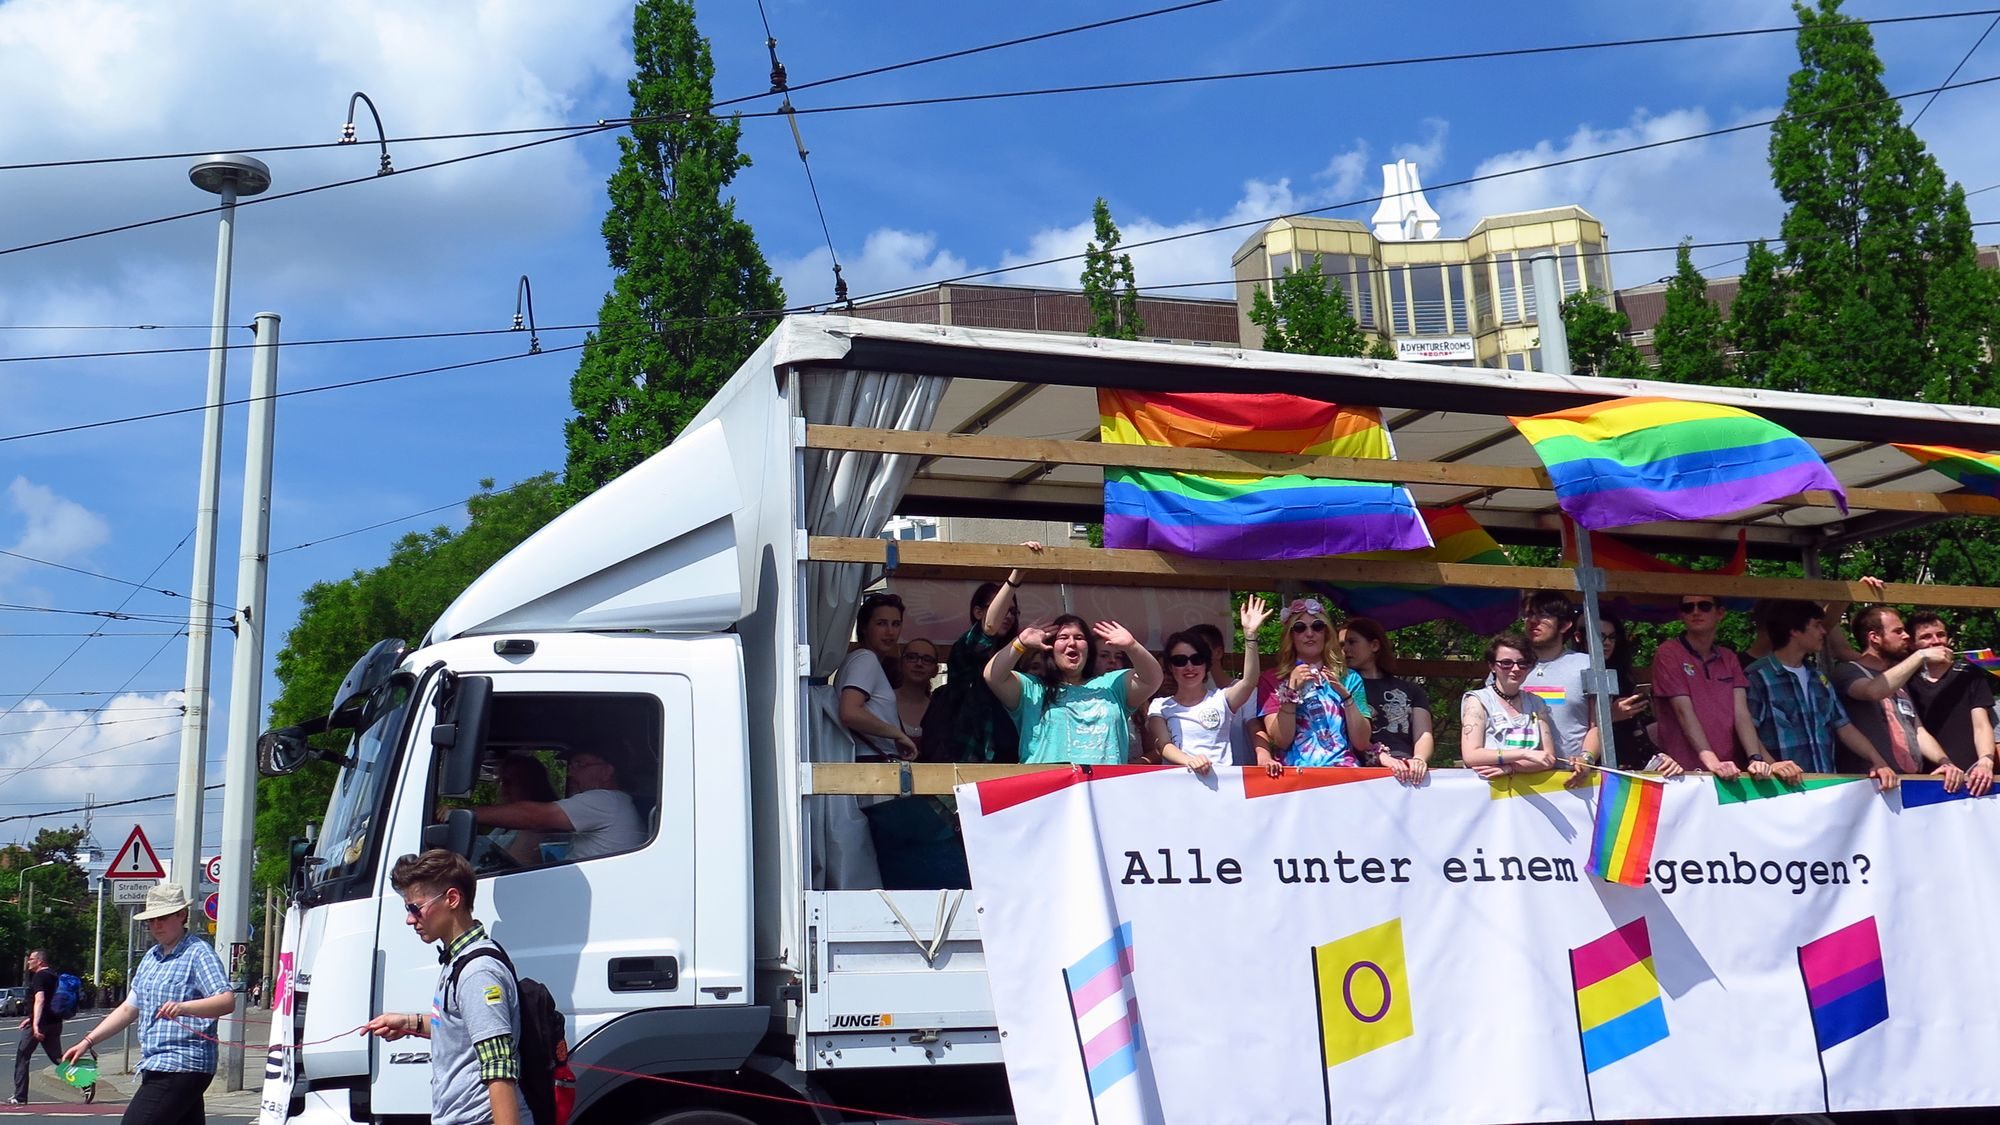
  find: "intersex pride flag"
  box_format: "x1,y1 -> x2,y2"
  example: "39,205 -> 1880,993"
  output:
1511,397 -> 1845,530
1099,390 -> 1430,560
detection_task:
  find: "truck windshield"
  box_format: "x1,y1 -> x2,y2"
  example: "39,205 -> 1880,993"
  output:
309,674 -> 416,896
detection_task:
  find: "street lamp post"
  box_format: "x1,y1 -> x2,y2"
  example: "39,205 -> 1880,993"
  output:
173,155 -> 272,906
20,861 -> 57,967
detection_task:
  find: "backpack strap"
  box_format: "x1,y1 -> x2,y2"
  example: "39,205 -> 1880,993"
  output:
446,945 -> 516,1015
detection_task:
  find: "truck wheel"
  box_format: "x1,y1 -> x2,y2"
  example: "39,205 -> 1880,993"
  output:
644,1111 -> 759,1125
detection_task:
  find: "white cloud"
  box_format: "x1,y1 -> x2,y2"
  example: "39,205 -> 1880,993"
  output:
0,691 -> 187,834
775,229 -> 972,307
1314,140 -> 1371,200
1392,118 -> 1449,171
7,477 -> 110,563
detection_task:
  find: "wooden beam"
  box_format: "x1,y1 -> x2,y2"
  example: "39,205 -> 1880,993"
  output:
812,536 -> 2000,610
809,425 -> 2000,519
809,762 -> 1063,796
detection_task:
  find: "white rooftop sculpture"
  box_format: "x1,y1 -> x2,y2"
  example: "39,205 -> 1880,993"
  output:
1370,158 -> 1442,241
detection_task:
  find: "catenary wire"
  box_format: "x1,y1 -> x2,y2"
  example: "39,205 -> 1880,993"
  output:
269,482 -> 527,556
1911,14 -> 2000,126
836,70 -> 2000,305
0,625 -> 187,786
0,548 -> 235,615
0,783 -> 223,825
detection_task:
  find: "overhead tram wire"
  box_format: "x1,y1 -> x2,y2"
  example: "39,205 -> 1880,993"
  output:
0,622 -> 188,786
0,783 -> 224,826
1910,13 -> 2000,126
834,69 -> 2000,307
1,5 -> 1987,180
755,0 -> 851,306
269,482 -> 527,556
0,547 -> 234,615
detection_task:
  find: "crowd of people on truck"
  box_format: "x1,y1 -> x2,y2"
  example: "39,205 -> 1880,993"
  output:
833,547 -> 1998,797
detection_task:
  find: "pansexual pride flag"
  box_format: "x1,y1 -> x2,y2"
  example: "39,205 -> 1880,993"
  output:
1510,397 -> 1846,530
1588,771 -> 1664,887
1570,917 -> 1669,1072
1798,917 -> 1889,1053
1893,442 -> 2000,499
1063,922 -> 1142,1101
1099,390 -> 1430,560
1316,505 -> 1520,632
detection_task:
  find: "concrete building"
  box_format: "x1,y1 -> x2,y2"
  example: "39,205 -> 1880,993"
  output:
853,282 -> 1239,345
1231,163 -> 1616,370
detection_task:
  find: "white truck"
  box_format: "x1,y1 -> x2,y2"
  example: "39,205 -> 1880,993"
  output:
261,318 -> 1016,1124
257,313 -> 1988,1124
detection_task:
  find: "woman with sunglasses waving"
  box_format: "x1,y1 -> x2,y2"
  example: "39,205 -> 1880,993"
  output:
1256,598 -> 1374,770
1147,596 -> 1272,773
984,615 -> 1163,766
1462,633 -> 1558,778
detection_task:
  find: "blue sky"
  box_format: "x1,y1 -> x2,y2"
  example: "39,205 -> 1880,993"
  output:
1,0 -> 1995,859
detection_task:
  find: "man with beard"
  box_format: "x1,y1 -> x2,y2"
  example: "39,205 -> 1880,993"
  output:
1831,607 -> 1958,782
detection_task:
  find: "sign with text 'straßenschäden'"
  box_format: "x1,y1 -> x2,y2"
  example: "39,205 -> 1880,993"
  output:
110,881 -> 151,906
958,766 -> 2000,1124
105,825 -> 166,880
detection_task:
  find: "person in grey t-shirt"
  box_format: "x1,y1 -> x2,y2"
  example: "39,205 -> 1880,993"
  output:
1520,591 -> 1600,770
470,748 -> 645,862
365,850 -> 530,1125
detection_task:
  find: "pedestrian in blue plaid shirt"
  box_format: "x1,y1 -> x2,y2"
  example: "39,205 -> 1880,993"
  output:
64,883 -> 233,1124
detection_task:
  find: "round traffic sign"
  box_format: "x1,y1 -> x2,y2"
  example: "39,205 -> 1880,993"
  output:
204,855 -> 222,885
203,893 -> 219,922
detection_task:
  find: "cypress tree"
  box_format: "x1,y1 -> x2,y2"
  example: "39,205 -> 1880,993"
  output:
1080,198 -> 1144,340
563,0 -> 787,501
1652,239 -> 1729,386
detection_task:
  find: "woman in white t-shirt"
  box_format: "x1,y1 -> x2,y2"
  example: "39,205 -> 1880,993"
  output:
1147,597 -> 1271,773
837,592 -> 918,760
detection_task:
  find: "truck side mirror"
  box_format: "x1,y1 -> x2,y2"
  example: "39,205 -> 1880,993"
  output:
432,675 -> 492,798
423,808 -> 476,859
259,728 -> 313,776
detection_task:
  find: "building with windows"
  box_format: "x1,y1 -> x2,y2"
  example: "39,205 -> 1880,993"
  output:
852,282 -> 1239,345
1230,162 -> 1616,369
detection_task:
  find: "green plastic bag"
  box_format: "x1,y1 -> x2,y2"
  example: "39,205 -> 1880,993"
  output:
54,1057 -> 97,1089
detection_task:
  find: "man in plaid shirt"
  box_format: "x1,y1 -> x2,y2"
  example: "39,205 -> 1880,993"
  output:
1744,599 -> 1901,790
63,883 -> 234,1124
366,850 -> 528,1125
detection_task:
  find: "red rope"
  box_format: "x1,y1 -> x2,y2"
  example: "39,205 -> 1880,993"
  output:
163,1014 -> 366,1049
164,1018 -> 980,1124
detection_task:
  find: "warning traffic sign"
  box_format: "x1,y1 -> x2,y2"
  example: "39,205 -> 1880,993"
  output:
106,825 -> 166,880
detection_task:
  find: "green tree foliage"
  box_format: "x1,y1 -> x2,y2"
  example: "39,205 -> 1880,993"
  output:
1652,240 -> 1729,386
1726,240 -> 1786,389
1080,198 -> 1143,341
1750,0 -> 1997,401
562,0 -> 786,502
1249,255 -> 1372,356
253,477 -> 567,890
1559,290 -> 1647,378
1,826 -> 93,982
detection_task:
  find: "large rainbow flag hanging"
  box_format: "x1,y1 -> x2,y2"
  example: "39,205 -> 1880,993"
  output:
1892,443 -> 2000,499
1315,506 -> 1519,632
1099,390 -> 1430,560
1560,520 -> 1750,623
1588,769 -> 1664,887
1510,397 -> 1846,530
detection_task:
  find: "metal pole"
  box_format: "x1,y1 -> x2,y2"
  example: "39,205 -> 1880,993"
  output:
172,179 -> 238,904
93,877 -> 103,997
122,910 -> 134,1074
216,312 -> 279,1090
1531,253 -> 1620,768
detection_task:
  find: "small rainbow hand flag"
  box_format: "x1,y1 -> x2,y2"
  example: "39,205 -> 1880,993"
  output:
1893,443 -> 2000,499
1959,648 -> 2000,677
1510,397 -> 1845,530
1588,770 -> 1664,887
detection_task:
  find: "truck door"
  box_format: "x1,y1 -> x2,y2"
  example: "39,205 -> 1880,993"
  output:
452,673 -> 699,1042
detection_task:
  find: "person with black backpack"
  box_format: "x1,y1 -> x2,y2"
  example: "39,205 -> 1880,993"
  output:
10,950 -> 64,1105
364,850 -> 535,1125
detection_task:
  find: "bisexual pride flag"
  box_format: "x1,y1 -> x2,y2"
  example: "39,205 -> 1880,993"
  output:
1798,917 -> 1889,1053
1511,397 -> 1845,530
1570,917 -> 1669,1073
1099,389 -> 1430,560
1063,922 -> 1142,1103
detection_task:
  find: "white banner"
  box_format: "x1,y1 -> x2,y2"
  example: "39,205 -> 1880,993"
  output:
958,767 -> 2000,1124
258,904 -> 302,1125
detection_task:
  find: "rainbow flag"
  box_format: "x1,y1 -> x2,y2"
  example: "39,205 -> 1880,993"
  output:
1798,917 -> 1888,1052
1893,442 -> 2000,498
1315,506 -> 1520,632
1526,685 -> 1569,706
1100,390 -> 1431,560
1587,770 -> 1664,887
1570,917 -> 1669,1072
1510,397 -> 1846,530
1560,520 -> 1751,623
1960,648 -> 2000,676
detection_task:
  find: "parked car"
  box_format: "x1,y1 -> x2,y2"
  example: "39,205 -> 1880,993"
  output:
0,987 -> 26,1017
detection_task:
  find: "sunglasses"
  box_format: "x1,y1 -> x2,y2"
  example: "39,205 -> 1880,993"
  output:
404,891 -> 446,919
1491,658 -> 1531,670
1290,620 -> 1330,635
1167,653 -> 1210,668
1680,600 -> 1717,614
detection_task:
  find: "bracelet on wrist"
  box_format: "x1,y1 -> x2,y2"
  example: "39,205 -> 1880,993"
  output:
1003,577 -> 1021,589
1011,639 -> 1029,656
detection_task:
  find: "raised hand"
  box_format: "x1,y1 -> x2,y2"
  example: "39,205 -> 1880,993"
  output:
1093,620 -> 1137,650
1015,625 -> 1050,651
1239,594 -> 1272,636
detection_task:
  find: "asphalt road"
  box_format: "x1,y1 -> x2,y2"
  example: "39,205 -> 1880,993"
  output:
0,1008 -> 266,1123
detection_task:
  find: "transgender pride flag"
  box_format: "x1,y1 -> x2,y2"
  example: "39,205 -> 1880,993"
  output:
1063,922 -> 1142,1108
